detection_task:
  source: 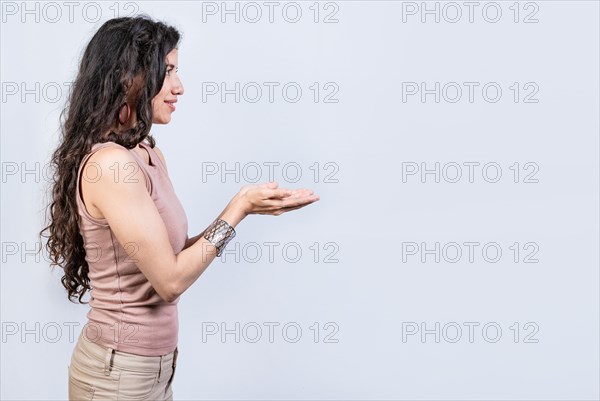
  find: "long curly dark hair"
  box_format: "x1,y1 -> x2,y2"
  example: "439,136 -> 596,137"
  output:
38,15 -> 181,304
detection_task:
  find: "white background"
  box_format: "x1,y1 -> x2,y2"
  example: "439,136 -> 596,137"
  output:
1,1 -> 599,399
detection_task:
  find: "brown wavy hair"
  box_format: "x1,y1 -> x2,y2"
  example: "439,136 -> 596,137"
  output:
38,15 -> 181,303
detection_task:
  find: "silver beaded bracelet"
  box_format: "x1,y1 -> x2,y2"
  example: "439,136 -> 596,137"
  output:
203,219 -> 236,257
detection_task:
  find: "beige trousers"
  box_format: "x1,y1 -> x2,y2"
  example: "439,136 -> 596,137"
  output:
68,331 -> 178,400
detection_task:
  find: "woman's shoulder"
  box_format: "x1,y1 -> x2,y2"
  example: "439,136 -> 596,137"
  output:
86,142 -> 133,165
78,142 -> 152,220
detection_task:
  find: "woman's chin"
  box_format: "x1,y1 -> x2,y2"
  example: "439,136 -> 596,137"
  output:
153,115 -> 171,124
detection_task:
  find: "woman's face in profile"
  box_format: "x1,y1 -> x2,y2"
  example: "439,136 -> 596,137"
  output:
152,48 -> 183,124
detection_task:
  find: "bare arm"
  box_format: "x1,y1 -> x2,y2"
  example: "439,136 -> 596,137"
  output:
89,146 -> 318,303
182,206 -> 230,250
183,233 -> 203,250
173,201 -> 245,299
87,147 -> 246,303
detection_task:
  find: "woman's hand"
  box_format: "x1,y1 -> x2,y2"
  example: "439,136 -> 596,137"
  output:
234,181 -> 320,217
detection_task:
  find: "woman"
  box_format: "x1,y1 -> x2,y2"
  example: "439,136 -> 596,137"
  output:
39,15 -> 319,400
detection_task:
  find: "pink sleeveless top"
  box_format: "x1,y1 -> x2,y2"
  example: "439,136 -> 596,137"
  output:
75,140 -> 188,356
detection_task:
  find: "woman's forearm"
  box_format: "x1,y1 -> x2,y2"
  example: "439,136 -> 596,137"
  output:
170,199 -> 246,300
182,199 -> 238,250
183,232 -> 205,250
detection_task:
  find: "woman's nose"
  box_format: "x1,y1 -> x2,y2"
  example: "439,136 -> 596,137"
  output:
173,79 -> 184,96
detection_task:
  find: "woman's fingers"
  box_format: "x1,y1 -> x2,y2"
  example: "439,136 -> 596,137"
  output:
259,181 -> 279,189
261,187 -> 294,199
275,201 -> 315,214
256,184 -> 315,200
285,189 -> 314,199
268,188 -> 314,199
243,184 -> 319,215
255,201 -> 313,215
260,193 -> 319,208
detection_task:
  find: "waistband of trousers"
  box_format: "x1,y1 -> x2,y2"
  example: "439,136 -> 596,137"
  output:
76,330 -> 178,375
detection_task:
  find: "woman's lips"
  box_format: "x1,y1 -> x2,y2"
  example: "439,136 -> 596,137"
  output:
165,101 -> 176,111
